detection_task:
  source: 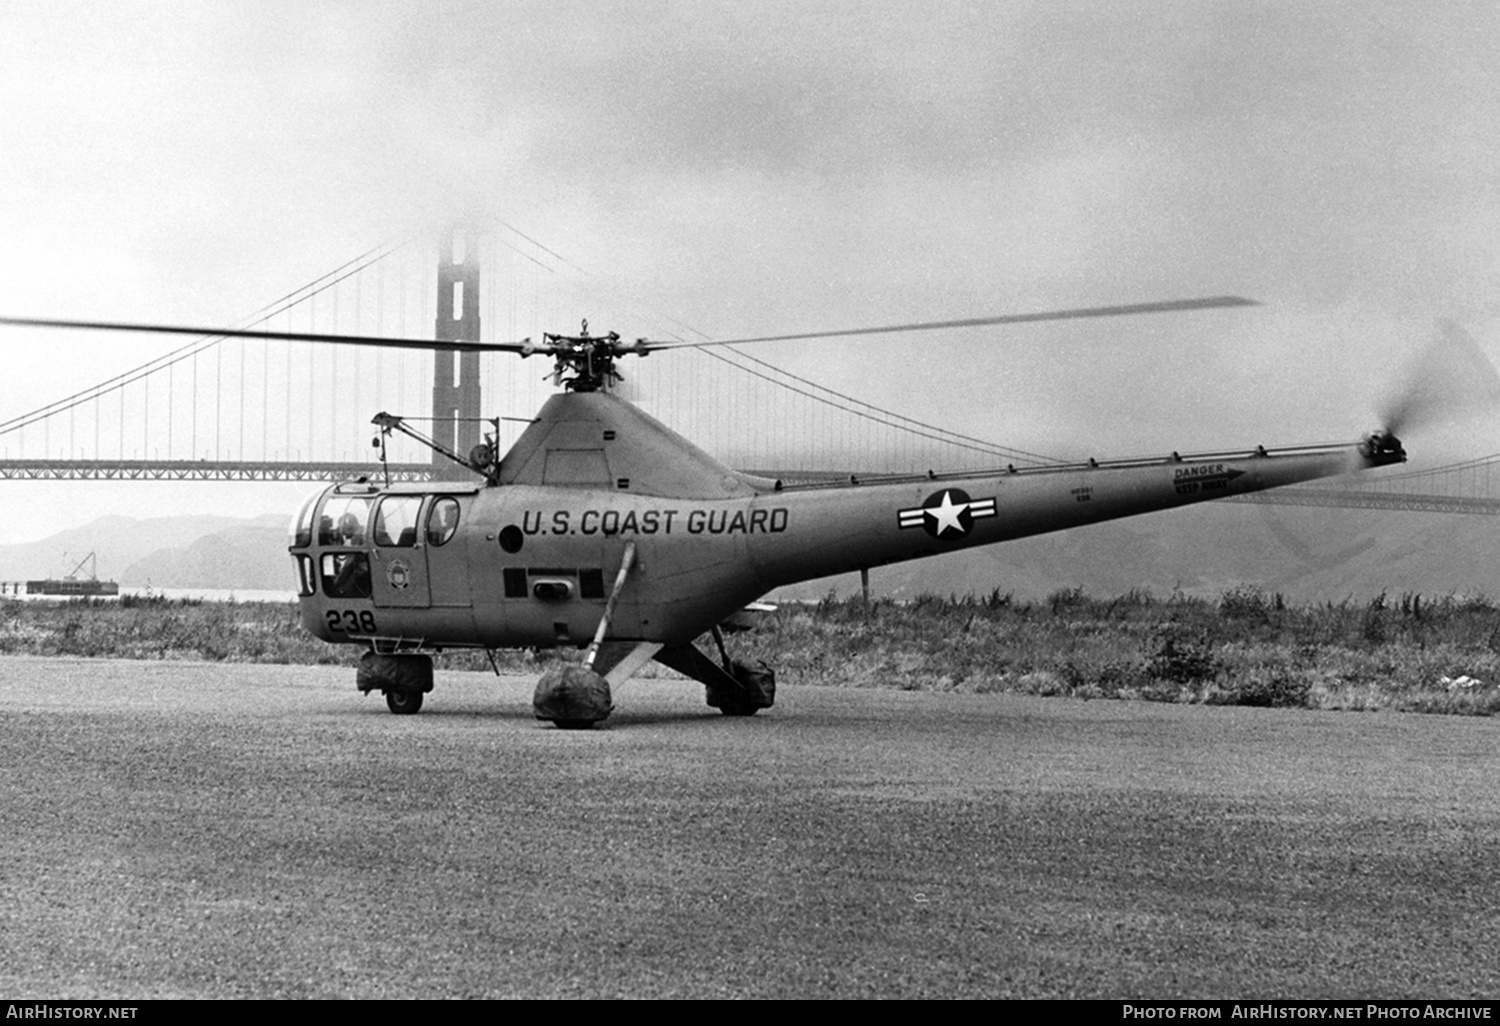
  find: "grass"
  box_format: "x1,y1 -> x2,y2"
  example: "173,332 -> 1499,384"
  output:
4,585 -> 1500,715
733,585 -> 1500,717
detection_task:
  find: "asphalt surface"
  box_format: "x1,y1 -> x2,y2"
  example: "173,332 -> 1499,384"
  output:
1,656 -> 1497,999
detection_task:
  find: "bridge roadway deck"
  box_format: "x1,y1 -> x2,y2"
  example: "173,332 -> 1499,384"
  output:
1225,487 -> 1500,514
0,459 -> 439,482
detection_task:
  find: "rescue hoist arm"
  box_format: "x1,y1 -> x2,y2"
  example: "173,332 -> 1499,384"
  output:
371,411 -> 500,483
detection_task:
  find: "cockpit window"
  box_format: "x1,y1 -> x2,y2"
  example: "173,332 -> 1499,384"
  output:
321,552 -> 371,599
318,495 -> 373,547
289,488 -> 321,549
374,495 -> 423,548
426,497 -> 460,547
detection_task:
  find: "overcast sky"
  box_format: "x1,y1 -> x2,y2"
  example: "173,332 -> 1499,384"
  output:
2,1 -> 1499,547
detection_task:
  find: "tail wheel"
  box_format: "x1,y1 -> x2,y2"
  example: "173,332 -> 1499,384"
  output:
385,688 -> 424,715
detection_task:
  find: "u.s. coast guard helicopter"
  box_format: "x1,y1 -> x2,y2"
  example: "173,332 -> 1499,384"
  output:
0,299 -> 1409,726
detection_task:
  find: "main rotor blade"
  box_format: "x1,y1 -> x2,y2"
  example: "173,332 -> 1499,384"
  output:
645,296 -> 1259,350
0,316 -> 526,353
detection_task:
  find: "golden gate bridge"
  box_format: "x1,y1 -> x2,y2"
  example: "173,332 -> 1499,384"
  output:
1,225 -> 1497,515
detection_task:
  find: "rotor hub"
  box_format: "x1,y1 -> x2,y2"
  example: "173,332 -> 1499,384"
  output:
528,321 -> 649,392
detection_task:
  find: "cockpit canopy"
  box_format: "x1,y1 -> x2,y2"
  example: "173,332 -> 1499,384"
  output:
288,482 -> 476,600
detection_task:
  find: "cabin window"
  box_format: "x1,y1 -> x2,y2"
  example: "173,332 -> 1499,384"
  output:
319,495 -> 372,546
321,552 -> 371,599
295,555 -> 316,596
426,497 -> 460,546
374,495 -> 423,547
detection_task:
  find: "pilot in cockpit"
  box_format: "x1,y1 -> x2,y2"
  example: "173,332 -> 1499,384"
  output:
338,511 -> 364,546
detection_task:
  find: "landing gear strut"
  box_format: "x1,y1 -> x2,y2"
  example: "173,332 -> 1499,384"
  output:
532,543 -> 636,728
707,625 -> 776,716
652,627 -> 776,717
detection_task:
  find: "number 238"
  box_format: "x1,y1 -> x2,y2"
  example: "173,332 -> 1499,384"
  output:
327,609 -> 377,633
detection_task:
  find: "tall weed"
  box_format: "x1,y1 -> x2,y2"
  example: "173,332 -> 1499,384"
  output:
7,590 -> 1500,716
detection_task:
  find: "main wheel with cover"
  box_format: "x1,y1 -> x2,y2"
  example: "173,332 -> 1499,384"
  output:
707,660 -> 776,717
385,688 -> 424,715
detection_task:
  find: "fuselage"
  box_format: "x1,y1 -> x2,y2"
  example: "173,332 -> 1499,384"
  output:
289,392 -> 1405,654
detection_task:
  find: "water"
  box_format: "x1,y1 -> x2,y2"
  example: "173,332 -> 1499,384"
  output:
0,586 -> 299,604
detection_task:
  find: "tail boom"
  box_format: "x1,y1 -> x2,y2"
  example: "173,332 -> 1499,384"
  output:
745,433 -> 1404,589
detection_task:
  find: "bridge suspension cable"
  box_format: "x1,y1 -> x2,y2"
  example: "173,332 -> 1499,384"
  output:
0,233 -> 449,478
0,236 -> 415,438
487,220 -> 1059,472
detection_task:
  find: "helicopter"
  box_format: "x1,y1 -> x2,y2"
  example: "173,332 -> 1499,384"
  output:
0,299 -> 1409,726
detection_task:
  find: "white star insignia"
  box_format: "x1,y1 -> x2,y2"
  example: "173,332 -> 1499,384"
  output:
898,489 -> 998,539
925,491 -> 969,536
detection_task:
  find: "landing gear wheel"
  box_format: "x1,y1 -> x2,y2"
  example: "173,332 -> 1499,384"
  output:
533,666 -> 612,728
385,688 -> 423,715
707,659 -> 776,717
358,652 -> 433,715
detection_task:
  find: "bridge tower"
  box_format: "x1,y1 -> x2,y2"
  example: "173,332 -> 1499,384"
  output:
432,228 -> 482,476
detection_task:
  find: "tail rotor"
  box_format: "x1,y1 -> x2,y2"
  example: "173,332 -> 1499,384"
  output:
1376,320 -> 1500,438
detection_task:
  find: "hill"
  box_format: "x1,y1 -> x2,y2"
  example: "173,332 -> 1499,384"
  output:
0,514 -> 290,591
121,521 -> 294,590
781,501 -> 1500,603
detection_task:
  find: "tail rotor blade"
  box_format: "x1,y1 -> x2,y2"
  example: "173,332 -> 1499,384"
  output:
1378,321 -> 1500,436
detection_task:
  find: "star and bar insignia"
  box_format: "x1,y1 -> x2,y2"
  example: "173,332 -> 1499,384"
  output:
897,488 -> 997,539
